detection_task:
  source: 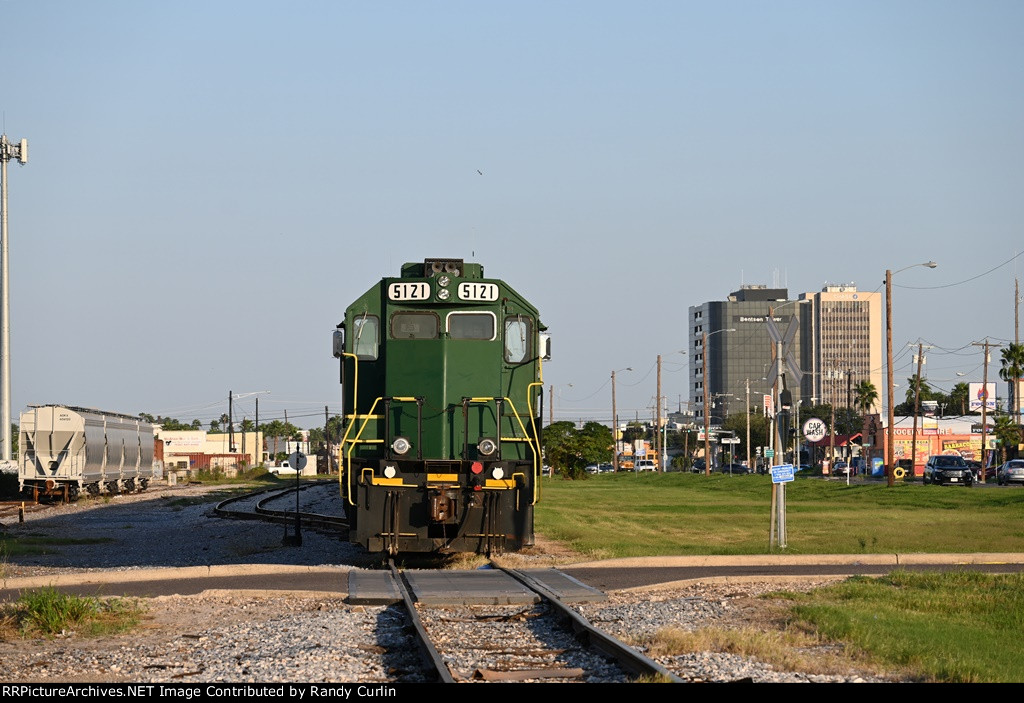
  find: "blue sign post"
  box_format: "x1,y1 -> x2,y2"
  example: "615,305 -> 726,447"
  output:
771,464 -> 795,484
770,463 -> 794,549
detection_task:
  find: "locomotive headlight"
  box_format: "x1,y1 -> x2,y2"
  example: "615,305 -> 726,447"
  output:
437,288 -> 450,300
391,437 -> 411,455
491,467 -> 505,480
477,438 -> 498,456
383,464 -> 397,479
437,275 -> 450,287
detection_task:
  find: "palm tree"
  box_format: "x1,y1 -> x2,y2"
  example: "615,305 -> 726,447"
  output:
993,414 -> 1021,464
999,343 -> 1024,427
855,380 -> 879,414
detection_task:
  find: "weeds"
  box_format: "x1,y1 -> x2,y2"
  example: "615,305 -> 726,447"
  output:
0,587 -> 143,639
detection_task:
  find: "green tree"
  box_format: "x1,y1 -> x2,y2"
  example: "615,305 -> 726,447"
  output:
999,343 -> 1024,427
542,421 -> 613,479
308,416 -> 344,449
855,380 -> 879,415
949,382 -> 971,416
621,422 -> 647,443
895,375 -> 935,415
721,412 -> 768,465
261,419 -> 285,458
993,414 -> 1021,464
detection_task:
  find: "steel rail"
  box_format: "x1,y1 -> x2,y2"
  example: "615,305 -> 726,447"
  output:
213,481 -> 348,532
388,559 -> 456,683
498,565 -> 684,683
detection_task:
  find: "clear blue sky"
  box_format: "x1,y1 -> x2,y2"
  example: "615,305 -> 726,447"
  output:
2,1 -> 1021,428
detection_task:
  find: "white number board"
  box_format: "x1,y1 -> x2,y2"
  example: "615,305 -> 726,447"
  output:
458,282 -> 498,302
388,282 -> 430,301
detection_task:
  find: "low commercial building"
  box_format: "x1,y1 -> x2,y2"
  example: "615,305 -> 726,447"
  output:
156,429 -> 263,477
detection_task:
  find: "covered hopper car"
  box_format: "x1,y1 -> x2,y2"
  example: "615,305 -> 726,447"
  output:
333,258 -> 549,555
19,405 -> 155,501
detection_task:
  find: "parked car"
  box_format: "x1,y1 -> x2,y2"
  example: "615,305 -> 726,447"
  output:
584,464 -> 601,474
923,455 -> 974,486
966,460 -> 997,482
635,459 -> 657,472
598,463 -> 614,473
832,461 -> 851,476
691,459 -> 706,474
997,459 -> 1024,485
721,463 -> 750,474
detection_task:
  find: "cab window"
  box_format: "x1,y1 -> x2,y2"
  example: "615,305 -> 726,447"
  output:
391,312 -> 439,339
352,315 -> 379,360
504,317 -> 532,363
448,312 -> 495,340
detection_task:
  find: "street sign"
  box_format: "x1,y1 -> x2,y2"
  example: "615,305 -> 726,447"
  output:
288,451 -> 308,472
771,464 -> 795,483
803,418 -> 826,443
764,449 -> 775,458
719,437 -> 741,444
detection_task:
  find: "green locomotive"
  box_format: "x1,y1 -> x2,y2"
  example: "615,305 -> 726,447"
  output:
333,258 -> 549,554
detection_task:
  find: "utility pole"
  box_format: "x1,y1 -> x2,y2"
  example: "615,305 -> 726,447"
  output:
228,390 -> 236,452
972,340 -> 1000,474
909,343 -> 932,478
829,369 -> 836,470
745,378 -> 751,470
610,370 -> 618,470
703,333 -> 711,475
549,384 -> 554,426
846,367 -> 853,410
656,355 -> 662,471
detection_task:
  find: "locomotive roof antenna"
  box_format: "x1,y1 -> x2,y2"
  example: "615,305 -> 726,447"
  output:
0,133 -> 27,462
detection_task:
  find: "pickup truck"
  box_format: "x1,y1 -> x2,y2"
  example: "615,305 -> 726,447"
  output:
269,461 -> 298,476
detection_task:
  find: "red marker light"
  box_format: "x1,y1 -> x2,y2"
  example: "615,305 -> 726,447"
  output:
471,461 -> 484,474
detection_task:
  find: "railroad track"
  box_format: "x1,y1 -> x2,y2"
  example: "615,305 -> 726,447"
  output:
212,480 -> 349,534
0,499 -> 51,522
388,559 -> 683,683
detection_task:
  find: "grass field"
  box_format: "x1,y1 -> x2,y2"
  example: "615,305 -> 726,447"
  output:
536,472 -> 1024,682
536,472 -> 1024,558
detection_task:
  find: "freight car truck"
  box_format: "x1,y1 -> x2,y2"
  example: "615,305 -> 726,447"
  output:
19,405 -> 155,501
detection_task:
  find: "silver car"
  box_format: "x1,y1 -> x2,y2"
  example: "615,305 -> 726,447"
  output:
997,460 -> 1024,485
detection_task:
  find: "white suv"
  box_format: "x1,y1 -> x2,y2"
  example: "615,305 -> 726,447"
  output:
635,460 -> 657,472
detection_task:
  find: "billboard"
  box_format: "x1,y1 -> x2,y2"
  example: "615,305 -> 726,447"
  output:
969,382 -> 996,412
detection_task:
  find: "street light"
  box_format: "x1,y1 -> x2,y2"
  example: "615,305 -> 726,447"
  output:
655,350 -> 685,472
702,328 -> 735,475
548,383 -> 573,425
885,261 -> 937,487
229,390 -> 270,457
0,134 -> 27,462
611,368 -> 632,471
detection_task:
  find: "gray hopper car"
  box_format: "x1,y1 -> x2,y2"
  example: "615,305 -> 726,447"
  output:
19,405 -> 155,501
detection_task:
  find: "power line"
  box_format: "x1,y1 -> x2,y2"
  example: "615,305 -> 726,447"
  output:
898,251 -> 1024,290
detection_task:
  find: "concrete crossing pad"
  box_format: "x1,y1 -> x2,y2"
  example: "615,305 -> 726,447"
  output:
346,567 -> 607,606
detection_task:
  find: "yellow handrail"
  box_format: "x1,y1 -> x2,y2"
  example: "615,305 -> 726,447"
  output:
527,353 -> 544,501
467,394 -> 542,506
